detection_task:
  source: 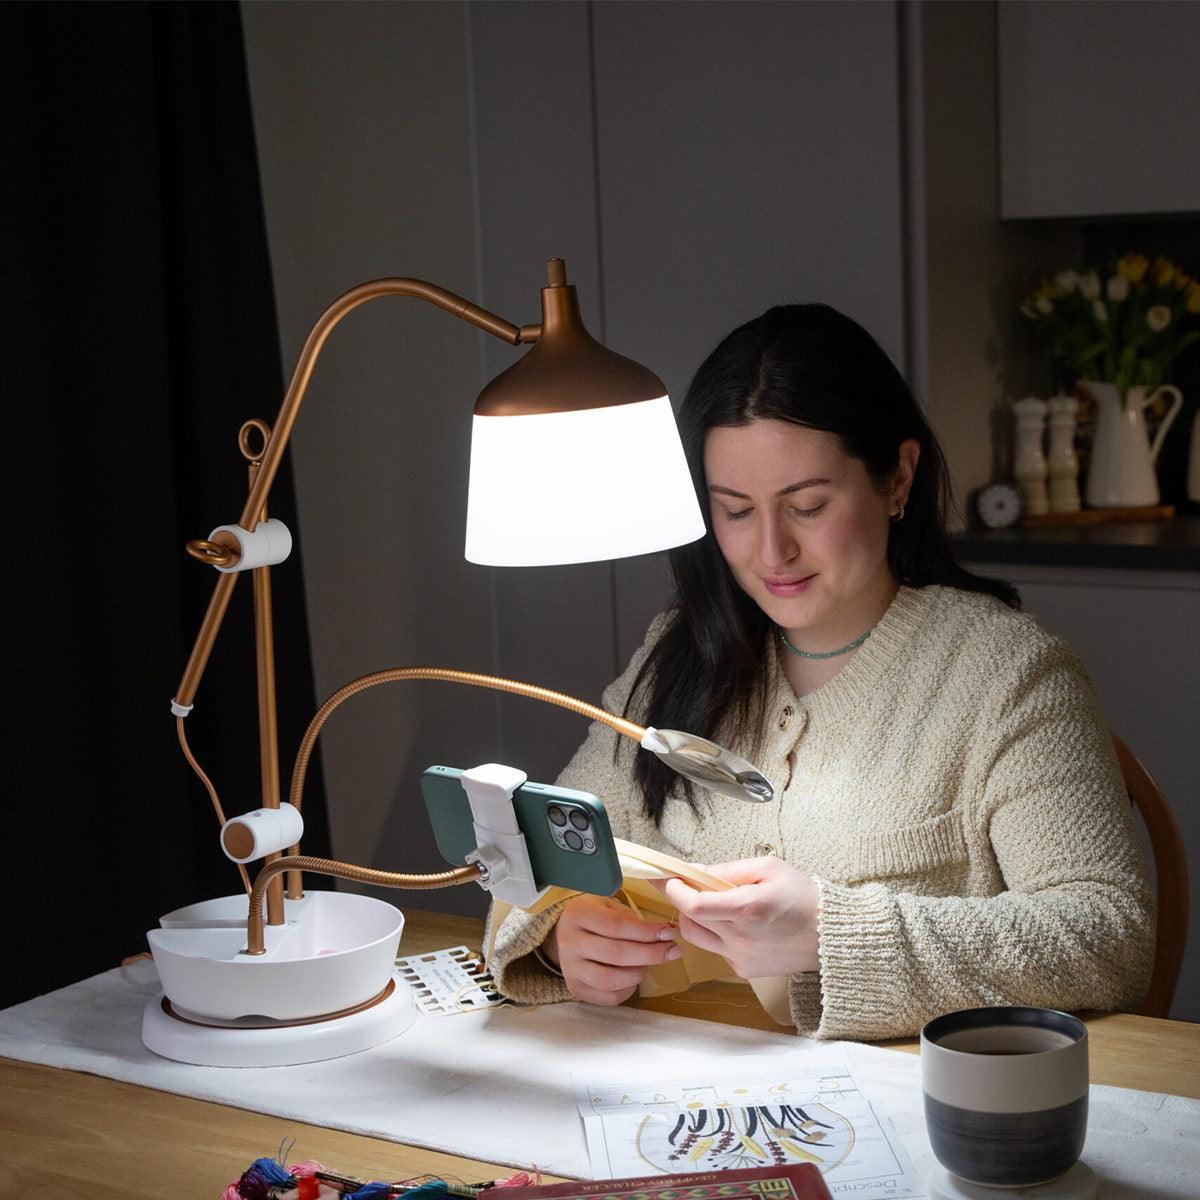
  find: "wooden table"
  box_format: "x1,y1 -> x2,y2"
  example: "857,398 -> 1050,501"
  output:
3,910 -> 1198,1198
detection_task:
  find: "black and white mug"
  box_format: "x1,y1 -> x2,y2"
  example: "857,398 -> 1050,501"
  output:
920,1006 -> 1089,1188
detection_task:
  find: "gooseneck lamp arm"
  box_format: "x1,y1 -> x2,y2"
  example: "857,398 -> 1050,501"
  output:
245,856 -> 484,956
237,666 -> 648,953
172,277 -> 538,715
237,663 -> 771,955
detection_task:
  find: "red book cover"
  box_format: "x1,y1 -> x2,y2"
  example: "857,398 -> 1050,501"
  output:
494,1165 -> 832,1200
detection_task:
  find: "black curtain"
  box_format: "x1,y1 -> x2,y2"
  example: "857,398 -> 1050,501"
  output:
0,2 -> 330,1008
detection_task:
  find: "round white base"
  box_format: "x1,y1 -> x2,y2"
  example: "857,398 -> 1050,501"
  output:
928,1161 -> 1097,1200
141,976 -> 417,1066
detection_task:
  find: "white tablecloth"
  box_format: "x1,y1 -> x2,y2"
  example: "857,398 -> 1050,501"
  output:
1,959 -> 1197,1196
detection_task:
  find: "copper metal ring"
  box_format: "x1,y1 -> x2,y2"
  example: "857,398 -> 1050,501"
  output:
187,538 -> 237,566
239,419 -> 272,464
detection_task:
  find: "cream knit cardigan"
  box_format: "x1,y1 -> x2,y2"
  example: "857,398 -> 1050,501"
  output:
485,584 -> 1153,1039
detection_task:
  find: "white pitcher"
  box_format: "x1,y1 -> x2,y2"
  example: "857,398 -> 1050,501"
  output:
1080,381 -> 1183,508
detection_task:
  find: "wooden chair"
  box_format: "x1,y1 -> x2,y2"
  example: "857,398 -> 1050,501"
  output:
1112,735 -> 1189,1018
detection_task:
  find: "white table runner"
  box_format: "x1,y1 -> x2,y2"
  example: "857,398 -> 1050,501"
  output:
1,959 -> 1197,1196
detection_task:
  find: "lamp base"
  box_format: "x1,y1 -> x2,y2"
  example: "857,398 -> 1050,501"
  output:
141,976 -> 417,1066
928,1161 -> 1097,1200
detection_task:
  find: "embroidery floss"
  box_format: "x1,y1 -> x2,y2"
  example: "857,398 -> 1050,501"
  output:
234,1157 -> 296,1199
492,1173 -> 537,1189
343,1184 -> 393,1200
224,1155 -> 527,1199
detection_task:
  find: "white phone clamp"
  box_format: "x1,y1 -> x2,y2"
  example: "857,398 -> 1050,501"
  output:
459,763 -> 549,909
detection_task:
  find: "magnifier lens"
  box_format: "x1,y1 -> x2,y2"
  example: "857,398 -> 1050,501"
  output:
645,728 -> 774,804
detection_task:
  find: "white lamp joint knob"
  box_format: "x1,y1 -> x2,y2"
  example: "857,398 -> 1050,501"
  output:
207,519 -> 293,574
221,803 -> 304,864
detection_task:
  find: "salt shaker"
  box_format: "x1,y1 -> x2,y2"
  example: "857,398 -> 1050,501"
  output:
1013,397 -> 1050,517
1047,394 -> 1081,513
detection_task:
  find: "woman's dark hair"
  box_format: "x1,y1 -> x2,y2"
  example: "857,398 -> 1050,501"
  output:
625,303 -> 1019,825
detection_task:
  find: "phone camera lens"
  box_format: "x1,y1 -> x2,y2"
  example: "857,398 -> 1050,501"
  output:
568,809 -> 590,831
547,805 -> 567,827
564,829 -> 584,851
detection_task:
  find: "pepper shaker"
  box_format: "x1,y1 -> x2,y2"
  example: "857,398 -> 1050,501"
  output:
1013,397 -> 1050,517
1047,394 -> 1081,513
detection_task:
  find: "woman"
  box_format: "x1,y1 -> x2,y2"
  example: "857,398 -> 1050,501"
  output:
486,303 -> 1152,1040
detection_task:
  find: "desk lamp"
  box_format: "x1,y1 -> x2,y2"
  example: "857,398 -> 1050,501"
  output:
143,260 -> 773,1067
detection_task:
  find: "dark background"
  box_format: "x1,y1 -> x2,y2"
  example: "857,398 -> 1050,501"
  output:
0,2 -> 330,1009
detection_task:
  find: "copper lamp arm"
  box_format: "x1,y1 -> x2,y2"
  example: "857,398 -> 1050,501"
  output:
281,666 -> 647,902
253,666 -> 643,951
245,854 -> 482,955
233,278 -> 528,537
173,277 -> 532,710
288,666 -> 646,815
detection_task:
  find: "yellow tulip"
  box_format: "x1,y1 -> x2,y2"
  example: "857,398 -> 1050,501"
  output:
1175,271 -> 1192,292
1152,256 -> 1175,287
1186,283 -> 1200,316
1117,253 -> 1149,284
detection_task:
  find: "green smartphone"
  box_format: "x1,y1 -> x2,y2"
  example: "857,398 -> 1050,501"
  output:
420,764 -> 622,897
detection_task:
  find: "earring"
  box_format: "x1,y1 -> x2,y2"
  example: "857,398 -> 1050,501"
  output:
891,503 -> 906,522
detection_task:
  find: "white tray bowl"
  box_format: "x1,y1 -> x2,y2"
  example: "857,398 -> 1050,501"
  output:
147,890 -> 405,1021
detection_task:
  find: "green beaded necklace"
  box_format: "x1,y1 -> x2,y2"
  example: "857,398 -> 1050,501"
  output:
777,625 -> 871,660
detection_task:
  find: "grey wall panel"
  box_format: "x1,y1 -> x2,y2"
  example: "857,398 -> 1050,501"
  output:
242,1 -> 496,915
466,0 -> 624,788
589,0 -> 908,658
593,0 -> 906,392
918,0 -> 1078,520
1000,0 -> 1200,219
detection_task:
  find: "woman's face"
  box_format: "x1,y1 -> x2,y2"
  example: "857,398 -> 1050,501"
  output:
703,419 -> 916,638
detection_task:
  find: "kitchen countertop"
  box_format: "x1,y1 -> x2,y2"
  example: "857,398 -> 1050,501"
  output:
952,513 -> 1200,571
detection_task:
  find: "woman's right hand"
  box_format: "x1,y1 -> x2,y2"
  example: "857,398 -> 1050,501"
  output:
543,894 -> 682,1006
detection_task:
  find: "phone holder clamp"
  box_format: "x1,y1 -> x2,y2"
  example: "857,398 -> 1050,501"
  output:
460,763 -> 550,909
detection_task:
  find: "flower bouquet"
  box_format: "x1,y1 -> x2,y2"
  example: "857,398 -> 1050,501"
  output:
1021,255 -> 1199,508
1020,253 -> 1200,404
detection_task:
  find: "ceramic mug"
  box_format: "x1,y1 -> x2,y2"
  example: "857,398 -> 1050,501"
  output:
921,1006 -> 1089,1188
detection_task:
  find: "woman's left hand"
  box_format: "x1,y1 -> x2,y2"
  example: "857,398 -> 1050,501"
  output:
657,856 -> 821,978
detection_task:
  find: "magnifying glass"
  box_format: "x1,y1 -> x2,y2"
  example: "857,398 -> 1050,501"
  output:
640,727 -> 774,803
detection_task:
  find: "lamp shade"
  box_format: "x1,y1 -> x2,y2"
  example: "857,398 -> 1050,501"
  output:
466,396 -> 704,565
465,262 -> 705,566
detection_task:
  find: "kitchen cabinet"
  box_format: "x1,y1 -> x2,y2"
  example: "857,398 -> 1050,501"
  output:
999,1 -> 1200,219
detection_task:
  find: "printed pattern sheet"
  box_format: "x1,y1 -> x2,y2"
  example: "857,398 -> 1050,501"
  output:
575,1051 -> 923,1198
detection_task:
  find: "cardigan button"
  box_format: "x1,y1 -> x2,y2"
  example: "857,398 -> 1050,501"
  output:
778,705 -> 794,730
755,842 -> 777,857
